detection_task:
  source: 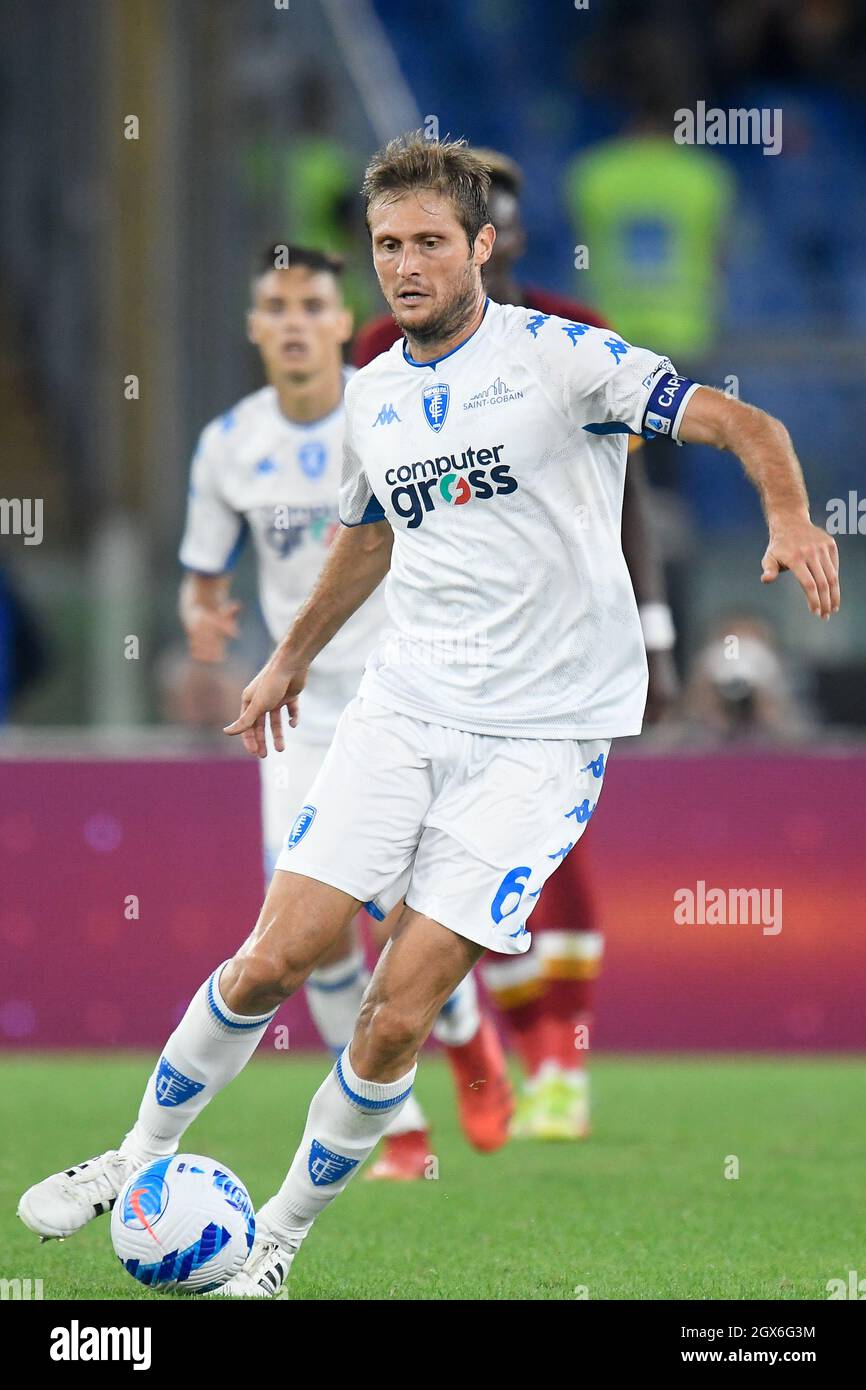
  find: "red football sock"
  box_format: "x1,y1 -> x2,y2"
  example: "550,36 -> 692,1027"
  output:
481,952 -> 551,1078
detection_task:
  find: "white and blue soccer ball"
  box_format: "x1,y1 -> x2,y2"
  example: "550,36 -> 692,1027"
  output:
110,1154 -> 255,1294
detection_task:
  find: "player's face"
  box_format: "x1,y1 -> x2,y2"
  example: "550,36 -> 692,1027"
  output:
247,268 -> 352,384
369,190 -> 495,344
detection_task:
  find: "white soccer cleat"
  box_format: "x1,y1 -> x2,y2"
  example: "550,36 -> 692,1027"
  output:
17,1150 -> 140,1242
208,1230 -> 296,1299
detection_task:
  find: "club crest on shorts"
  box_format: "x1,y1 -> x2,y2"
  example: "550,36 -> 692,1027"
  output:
422,381 -> 449,433
286,804 -> 316,850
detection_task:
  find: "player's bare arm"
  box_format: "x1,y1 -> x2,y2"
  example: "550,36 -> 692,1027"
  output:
677,387 -> 840,619
224,519 -> 393,756
179,571 -> 242,662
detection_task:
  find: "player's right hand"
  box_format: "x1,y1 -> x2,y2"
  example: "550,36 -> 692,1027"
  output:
183,600 -> 242,663
760,518 -> 840,619
223,657 -> 308,758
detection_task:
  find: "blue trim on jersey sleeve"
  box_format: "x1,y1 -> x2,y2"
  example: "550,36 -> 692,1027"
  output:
180,563 -> 230,577
222,517 -> 249,571
340,492 -> 386,527
402,297 -> 491,368
583,422 -> 639,436
642,373 -> 698,437
178,515 -> 248,575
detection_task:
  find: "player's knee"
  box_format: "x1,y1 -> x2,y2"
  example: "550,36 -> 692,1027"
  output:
223,944 -> 308,1012
354,998 -> 422,1067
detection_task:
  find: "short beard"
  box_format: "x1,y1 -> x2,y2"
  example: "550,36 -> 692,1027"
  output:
396,267 -> 480,351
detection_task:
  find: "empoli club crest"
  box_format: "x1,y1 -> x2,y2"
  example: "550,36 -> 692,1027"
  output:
422,382 -> 450,433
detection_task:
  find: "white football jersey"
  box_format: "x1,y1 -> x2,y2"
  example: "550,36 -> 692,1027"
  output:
180,369 -> 386,743
339,299 -> 699,739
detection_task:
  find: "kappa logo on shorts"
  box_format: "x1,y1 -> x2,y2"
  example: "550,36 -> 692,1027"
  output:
286,804 -> 316,850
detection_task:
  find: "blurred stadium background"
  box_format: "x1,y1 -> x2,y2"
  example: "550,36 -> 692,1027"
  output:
1,0 -> 865,1062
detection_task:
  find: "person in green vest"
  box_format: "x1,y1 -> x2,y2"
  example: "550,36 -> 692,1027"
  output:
243,70 -> 376,324
563,97 -> 735,360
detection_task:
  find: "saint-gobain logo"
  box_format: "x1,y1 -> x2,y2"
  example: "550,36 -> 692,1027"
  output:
286,804 -> 316,850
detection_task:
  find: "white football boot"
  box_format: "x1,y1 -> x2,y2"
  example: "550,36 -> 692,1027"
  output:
17,1150 -> 141,1241
209,1206 -> 298,1299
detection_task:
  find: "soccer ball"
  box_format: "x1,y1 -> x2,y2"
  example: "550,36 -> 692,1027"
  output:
111,1154 -> 255,1294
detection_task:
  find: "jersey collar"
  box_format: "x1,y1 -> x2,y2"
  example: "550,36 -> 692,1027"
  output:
401,296 -> 492,371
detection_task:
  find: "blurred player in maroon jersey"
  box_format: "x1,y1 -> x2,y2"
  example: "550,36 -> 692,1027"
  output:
353,148 -> 678,1141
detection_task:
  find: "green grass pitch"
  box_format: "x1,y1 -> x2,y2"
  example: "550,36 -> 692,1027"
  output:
1,1053 -> 862,1300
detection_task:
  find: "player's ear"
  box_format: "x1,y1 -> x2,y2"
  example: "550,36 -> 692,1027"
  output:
474,223 -> 496,267
246,309 -> 259,347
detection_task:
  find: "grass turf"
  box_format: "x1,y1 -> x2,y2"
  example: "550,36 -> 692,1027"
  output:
1,1053 -> 862,1300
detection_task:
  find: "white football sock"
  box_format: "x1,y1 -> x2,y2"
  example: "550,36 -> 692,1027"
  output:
431,970 -> 480,1047
260,1047 -> 417,1249
304,947 -> 369,1055
306,948 -> 430,1139
119,962 -> 278,1165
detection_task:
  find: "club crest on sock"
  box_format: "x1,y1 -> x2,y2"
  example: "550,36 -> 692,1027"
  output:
155,1057 -> 206,1108
307,1139 -> 358,1187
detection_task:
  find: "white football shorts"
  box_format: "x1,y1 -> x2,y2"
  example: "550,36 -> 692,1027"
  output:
259,735 -> 327,883
259,668 -> 363,882
275,696 -> 610,955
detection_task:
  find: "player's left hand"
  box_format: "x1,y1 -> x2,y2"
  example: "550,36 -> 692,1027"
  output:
761,518 -> 840,619
223,658 -> 308,758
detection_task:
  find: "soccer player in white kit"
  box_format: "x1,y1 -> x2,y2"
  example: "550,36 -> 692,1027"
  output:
20,135 -> 839,1297
178,244 -> 510,1168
